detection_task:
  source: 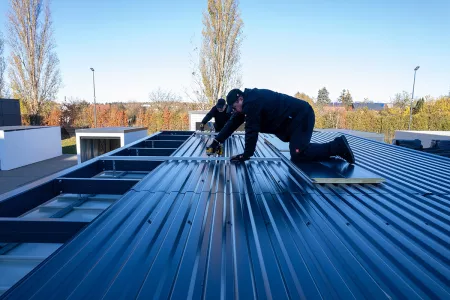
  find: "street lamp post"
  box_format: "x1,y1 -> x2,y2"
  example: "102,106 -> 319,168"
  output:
408,66 -> 420,130
90,67 -> 97,128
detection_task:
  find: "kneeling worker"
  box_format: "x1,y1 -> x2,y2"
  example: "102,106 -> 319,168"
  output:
207,88 -> 355,164
199,98 -> 231,132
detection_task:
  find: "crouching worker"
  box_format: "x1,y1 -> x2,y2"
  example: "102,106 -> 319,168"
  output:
199,98 -> 231,132
206,88 -> 355,164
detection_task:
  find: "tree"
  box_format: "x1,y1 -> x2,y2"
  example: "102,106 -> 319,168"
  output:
392,91 -> 410,110
363,97 -> 373,103
413,98 -> 425,114
338,89 -> 353,107
195,0 -> 244,105
317,87 -> 331,105
294,92 -> 314,106
7,0 -> 62,124
0,31 -> 6,98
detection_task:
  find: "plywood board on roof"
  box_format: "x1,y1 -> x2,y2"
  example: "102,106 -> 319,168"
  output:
282,155 -> 385,184
264,137 -> 385,184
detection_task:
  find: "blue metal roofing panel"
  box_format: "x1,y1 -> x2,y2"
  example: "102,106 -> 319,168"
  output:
2,132 -> 449,299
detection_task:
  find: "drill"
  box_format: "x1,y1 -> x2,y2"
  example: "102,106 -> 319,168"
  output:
206,140 -> 224,156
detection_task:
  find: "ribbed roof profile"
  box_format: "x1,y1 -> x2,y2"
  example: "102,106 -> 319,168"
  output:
2,132 -> 449,299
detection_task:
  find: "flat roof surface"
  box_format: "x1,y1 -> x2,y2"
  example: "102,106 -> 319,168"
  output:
0,155 -> 77,195
75,126 -> 147,134
0,126 -> 54,132
2,131 -> 450,299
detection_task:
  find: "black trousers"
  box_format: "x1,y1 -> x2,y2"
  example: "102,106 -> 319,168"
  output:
288,110 -> 334,163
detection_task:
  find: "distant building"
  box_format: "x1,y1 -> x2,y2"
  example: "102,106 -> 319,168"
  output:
0,98 -> 21,126
353,102 -> 387,111
323,102 -> 389,111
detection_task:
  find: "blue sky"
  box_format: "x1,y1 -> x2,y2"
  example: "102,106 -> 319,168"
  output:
0,0 -> 449,103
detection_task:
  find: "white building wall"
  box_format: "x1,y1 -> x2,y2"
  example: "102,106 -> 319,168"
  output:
0,127 -> 62,170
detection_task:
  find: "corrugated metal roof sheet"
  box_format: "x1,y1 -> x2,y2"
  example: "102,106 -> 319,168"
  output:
2,132 -> 450,299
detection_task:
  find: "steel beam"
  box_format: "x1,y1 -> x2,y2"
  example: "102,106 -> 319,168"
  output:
147,135 -> 191,141
100,156 -> 282,162
0,218 -> 88,243
120,148 -> 178,156
61,159 -> 102,178
100,159 -> 162,172
194,132 -> 246,136
134,140 -> 185,149
0,181 -> 57,217
54,178 -> 140,195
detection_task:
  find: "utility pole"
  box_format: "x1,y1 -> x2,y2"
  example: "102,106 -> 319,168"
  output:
90,68 -> 97,127
408,66 -> 420,130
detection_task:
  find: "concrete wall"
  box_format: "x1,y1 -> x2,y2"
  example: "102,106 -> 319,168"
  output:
0,127 -> 62,170
395,131 -> 450,148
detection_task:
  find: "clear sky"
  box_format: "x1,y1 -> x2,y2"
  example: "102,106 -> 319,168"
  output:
0,0 -> 449,103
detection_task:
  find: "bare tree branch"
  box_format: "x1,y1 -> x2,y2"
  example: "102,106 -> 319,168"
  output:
7,0 -> 61,123
193,0 -> 243,105
0,31 -> 7,97
149,87 -> 181,102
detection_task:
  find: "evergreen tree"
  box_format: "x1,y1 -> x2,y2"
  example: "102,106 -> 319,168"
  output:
317,87 -> 331,105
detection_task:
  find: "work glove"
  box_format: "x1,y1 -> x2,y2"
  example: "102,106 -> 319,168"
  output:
199,123 -> 205,131
230,153 -> 249,163
206,139 -> 220,155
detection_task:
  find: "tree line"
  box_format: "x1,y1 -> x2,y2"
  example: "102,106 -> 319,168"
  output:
30,87 -> 449,144
298,90 -> 450,142
34,96 -> 203,133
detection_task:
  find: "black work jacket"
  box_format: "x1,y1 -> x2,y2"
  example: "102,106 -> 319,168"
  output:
201,106 -> 231,131
216,88 -> 312,158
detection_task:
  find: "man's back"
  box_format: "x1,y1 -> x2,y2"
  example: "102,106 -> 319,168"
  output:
242,88 -> 311,134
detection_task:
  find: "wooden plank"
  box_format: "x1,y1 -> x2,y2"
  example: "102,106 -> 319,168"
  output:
264,137 -> 385,184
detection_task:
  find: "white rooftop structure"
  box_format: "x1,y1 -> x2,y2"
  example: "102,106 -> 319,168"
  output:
395,131 -> 450,148
188,111 -> 210,131
76,127 -> 147,163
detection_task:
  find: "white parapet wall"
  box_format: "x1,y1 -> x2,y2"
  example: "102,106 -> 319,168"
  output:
395,131 -> 450,148
0,126 -> 62,170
